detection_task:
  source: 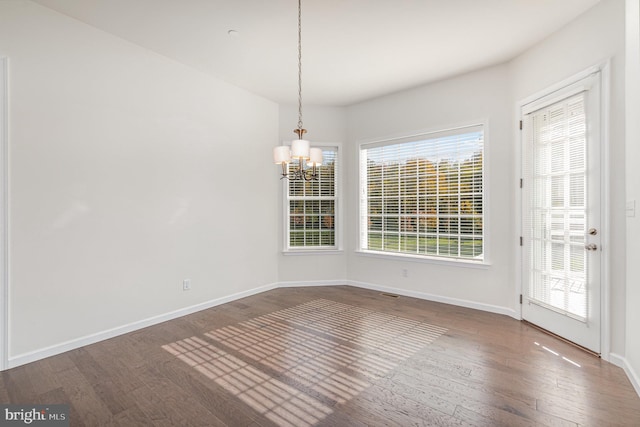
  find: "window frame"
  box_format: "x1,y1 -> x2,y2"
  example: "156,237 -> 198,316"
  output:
357,123 -> 489,266
282,142 -> 343,255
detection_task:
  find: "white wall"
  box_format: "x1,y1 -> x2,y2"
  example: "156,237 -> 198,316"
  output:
625,0 -> 640,393
346,64 -> 515,315
0,0 -> 279,359
0,0 -> 634,387
509,0 -> 626,357
343,0 -> 628,341
277,105 -> 348,283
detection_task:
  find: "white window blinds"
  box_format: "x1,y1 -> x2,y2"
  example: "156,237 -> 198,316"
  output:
287,147 -> 338,249
525,92 -> 588,320
359,125 -> 484,261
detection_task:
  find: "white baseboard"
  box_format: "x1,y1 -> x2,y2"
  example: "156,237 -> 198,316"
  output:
7,278 -> 637,400
609,353 -> 640,398
3,279 -> 520,369
278,279 -> 346,288
7,282 -> 279,369
347,280 -> 519,319
609,352 -> 626,368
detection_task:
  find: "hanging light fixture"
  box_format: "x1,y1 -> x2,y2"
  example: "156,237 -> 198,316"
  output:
273,0 -> 322,181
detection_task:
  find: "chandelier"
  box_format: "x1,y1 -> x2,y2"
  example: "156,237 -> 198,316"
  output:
273,0 -> 322,181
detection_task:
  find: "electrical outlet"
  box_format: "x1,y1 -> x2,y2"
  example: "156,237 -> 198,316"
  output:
402,269 -> 408,278
182,279 -> 191,291
627,200 -> 636,218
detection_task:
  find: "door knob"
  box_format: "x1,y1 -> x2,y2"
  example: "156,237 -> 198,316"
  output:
585,244 -> 598,251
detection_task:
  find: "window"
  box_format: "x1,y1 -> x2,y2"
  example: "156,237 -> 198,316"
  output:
359,125 -> 484,261
286,146 -> 338,251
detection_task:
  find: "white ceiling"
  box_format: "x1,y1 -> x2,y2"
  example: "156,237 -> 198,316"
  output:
33,0 -> 601,106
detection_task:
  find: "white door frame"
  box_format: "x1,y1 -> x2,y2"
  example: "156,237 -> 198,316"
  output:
0,57 -> 8,371
515,62 -> 611,360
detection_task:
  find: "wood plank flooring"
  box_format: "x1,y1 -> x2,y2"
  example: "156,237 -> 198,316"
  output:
1,285 -> 639,426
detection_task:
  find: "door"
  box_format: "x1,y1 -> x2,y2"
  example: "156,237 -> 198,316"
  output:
521,72 -> 601,354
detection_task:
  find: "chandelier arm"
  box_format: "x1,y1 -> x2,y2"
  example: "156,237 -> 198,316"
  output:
278,160 -> 318,181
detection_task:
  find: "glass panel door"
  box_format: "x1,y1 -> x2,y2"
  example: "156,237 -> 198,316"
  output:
522,72 -> 601,353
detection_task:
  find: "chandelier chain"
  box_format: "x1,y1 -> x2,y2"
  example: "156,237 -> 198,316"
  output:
274,0 -> 319,181
297,0 -> 303,131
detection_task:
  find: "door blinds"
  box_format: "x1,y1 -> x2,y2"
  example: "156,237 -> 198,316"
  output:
524,92 -> 588,320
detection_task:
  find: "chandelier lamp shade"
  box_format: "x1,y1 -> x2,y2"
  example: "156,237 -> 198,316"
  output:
273,0 -> 322,181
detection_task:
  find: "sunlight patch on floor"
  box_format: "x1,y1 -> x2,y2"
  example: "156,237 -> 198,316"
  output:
163,299 -> 447,426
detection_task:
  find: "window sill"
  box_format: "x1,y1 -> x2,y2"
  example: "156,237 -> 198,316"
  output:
282,249 -> 344,256
355,250 -> 491,269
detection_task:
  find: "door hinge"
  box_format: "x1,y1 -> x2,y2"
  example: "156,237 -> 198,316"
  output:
520,178 -> 523,188
519,236 -> 523,246
519,120 -> 523,130
520,294 -> 523,304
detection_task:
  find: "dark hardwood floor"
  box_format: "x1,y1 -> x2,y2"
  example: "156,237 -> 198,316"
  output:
1,285 -> 639,426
